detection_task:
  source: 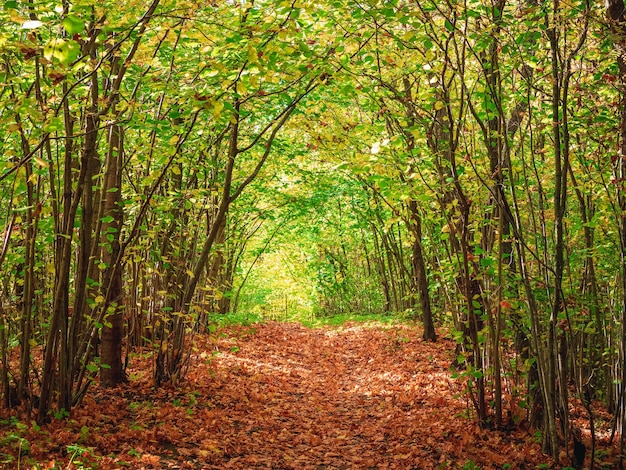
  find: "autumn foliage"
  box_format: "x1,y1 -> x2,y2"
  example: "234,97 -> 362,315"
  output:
1,321 -> 602,469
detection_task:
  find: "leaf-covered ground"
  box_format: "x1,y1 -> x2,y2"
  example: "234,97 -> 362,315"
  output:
0,321 -> 616,469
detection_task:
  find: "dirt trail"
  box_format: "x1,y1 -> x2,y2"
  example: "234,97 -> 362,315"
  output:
152,322 -> 547,469
5,321 -> 553,469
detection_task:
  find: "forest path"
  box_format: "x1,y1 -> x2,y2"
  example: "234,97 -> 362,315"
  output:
199,321 -> 462,469
145,321 -> 546,469
16,322 -> 552,469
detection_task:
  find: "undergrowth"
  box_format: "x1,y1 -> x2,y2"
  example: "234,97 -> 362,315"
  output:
209,309 -> 411,329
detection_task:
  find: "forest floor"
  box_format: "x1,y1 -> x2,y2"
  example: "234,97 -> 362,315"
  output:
0,321 -> 620,469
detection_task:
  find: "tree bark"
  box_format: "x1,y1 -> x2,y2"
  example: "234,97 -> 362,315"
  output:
99,122 -> 125,387
407,201 -> 436,341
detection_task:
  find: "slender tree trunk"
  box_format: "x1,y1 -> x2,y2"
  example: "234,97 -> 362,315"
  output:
407,201 -> 436,341
0,217 -> 13,408
100,122 -> 125,387
17,129 -> 36,407
401,77 -> 436,340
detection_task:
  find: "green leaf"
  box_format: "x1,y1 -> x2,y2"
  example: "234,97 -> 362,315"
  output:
44,39 -> 81,65
583,321 -> 596,334
63,14 -> 84,34
43,116 -> 64,132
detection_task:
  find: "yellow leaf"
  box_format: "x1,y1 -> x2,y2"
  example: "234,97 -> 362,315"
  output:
434,101 -> 444,110
248,45 -> 258,63
213,100 -> 224,118
249,74 -> 259,88
34,157 -> 49,168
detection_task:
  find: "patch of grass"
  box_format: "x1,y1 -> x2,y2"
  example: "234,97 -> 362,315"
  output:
207,311 -> 264,328
302,311 -> 407,328
209,310 -> 411,329
129,421 -> 146,431
128,400 -> 154,412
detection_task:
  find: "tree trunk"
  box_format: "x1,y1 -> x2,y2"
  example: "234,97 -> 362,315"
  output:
408,200 -> 436,341
99,122 -> 125,387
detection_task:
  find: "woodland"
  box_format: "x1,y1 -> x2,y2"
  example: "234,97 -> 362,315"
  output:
2,0 -> 626,468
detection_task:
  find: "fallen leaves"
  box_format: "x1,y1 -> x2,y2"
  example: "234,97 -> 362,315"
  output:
0,321 -> 588,468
